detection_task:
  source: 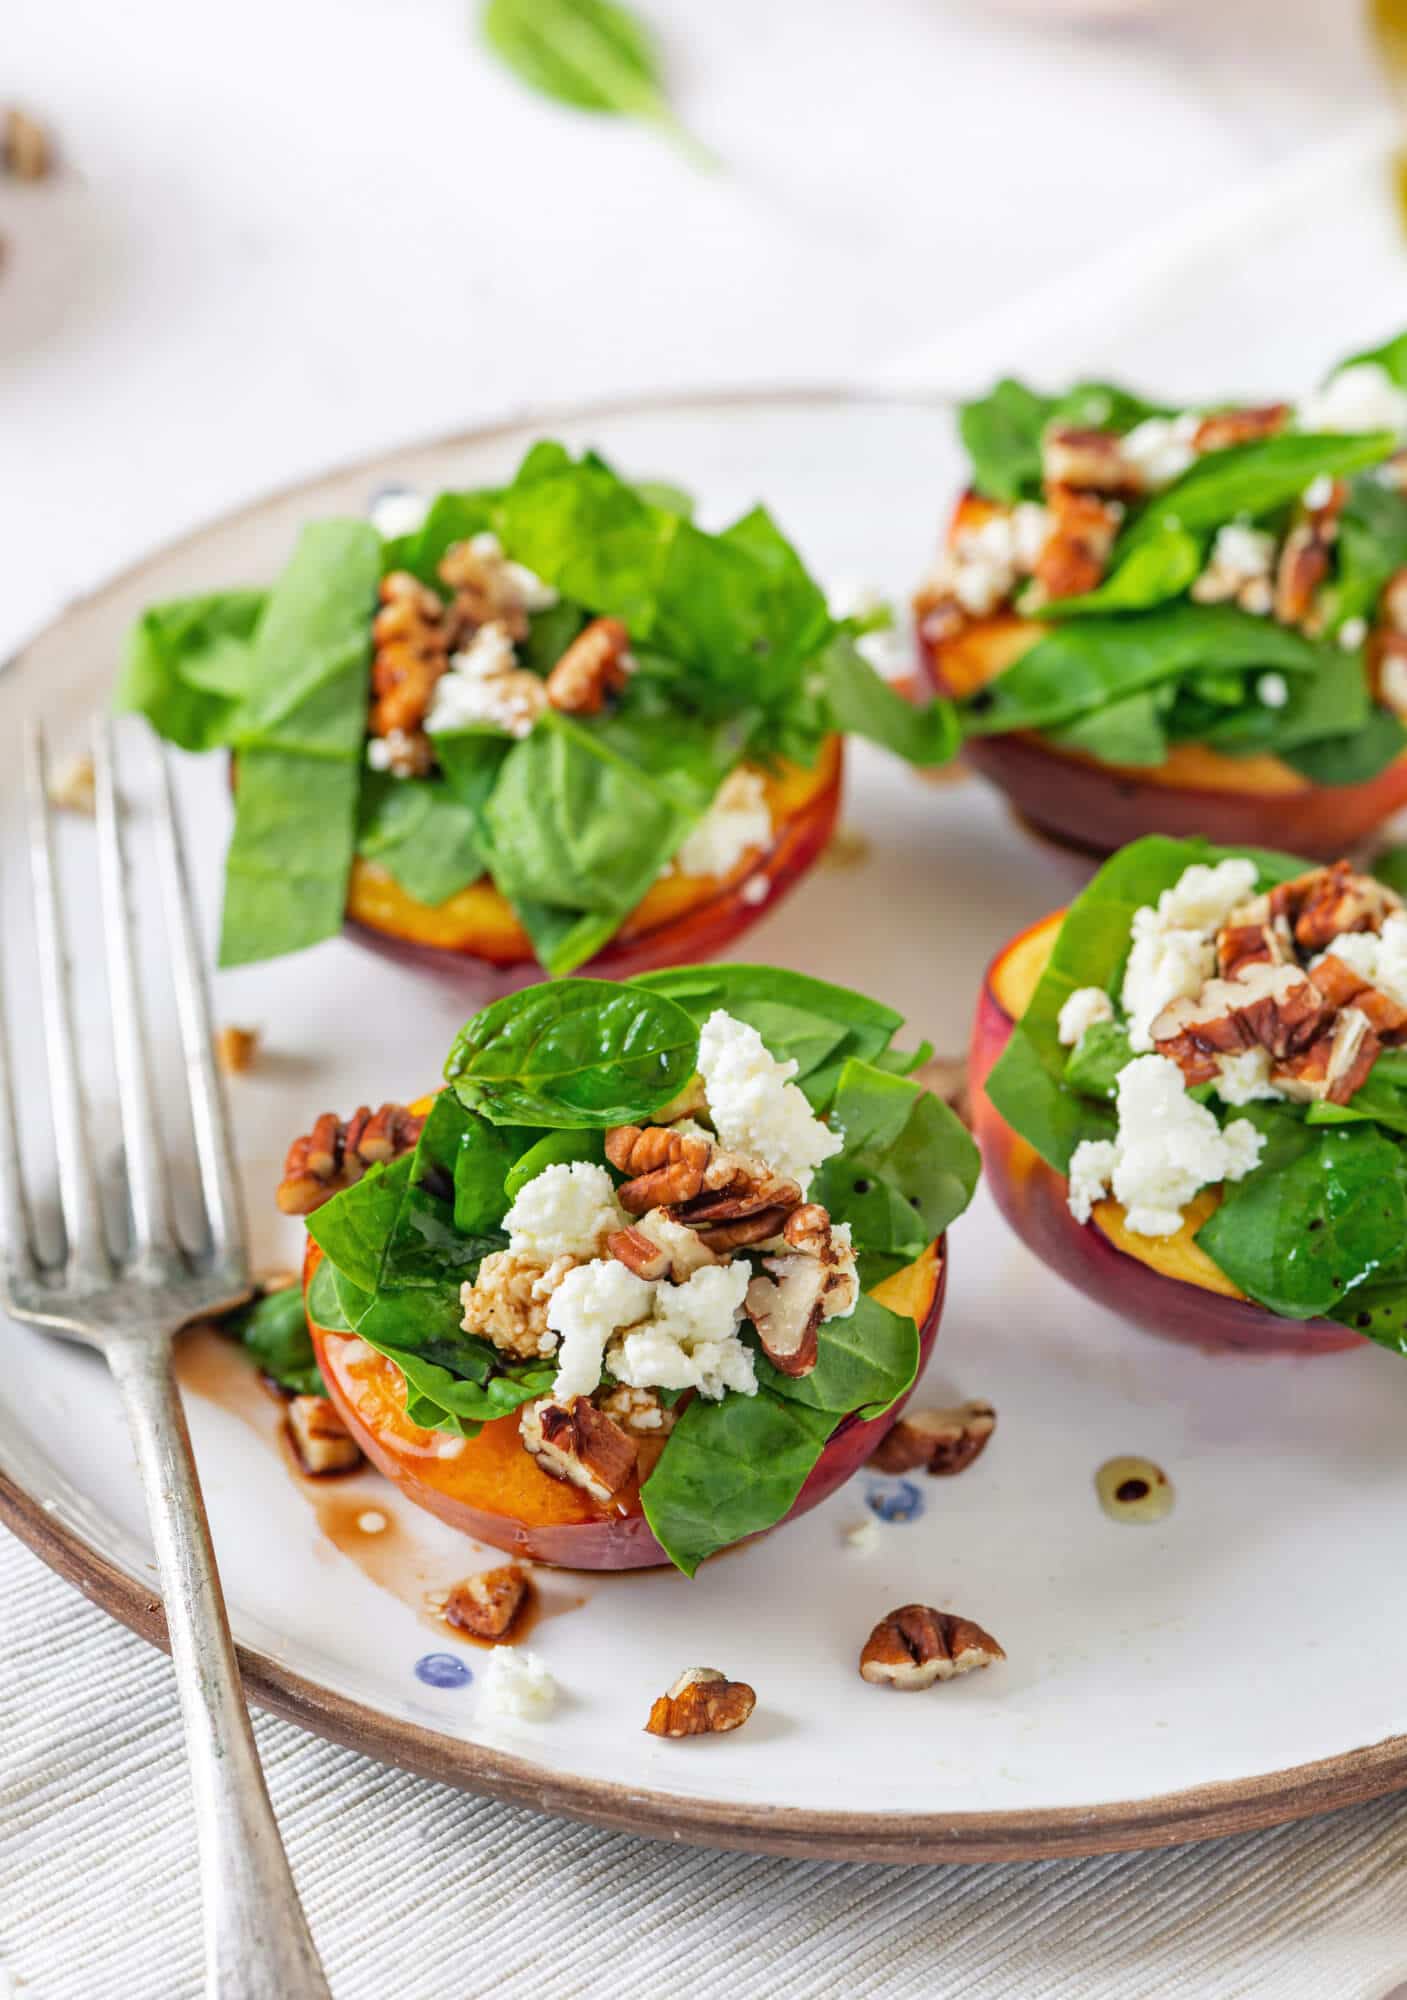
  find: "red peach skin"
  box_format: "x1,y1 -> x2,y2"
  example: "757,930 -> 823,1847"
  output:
969,912 -> 1363,1356
920,613 -> 1407,865
345,739 -> 844,996
305,1234 -> 947,1570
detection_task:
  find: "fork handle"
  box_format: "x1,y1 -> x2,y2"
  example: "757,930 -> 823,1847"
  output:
109,1335 -> 332,1999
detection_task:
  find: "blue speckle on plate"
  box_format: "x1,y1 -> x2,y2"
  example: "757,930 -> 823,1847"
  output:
866,1478 -> 923,1524
414,1652 -> 473,1690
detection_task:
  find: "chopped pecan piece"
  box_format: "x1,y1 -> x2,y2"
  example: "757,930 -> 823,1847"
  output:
370,570 -> 450,751
1275,861 -> 1400,953
545,616 -> 632,714
1041,428 -> 1141,496
520,1396 -> 637,1503
445,1565 -> 529,1641
626,1208 -> 720,1281
869,1401 -> 996,1477
1215,902 -> 1293,979
744,1204 -> 857,1377
1152,962 -> 1327,1082
859,1605 -> 1005,1689
1275,1007 -> 1380,1106
606,1225 -> 672,1280
672,1149 -> 802,1230
47,753 -> 95,816
438,536 -> 531,643
1191,404 -> 1289,452
645,1668 -> 756,1737
215,1025 -> 260,1076
1310,954 -> 1407,1042
277,1102 -> 426,1214
1032,485 -> 1122,601
606,1124 -> 712,1212
287,1395 -> 363,1476
5,107 -> 51,181
1272,481 -> 1345,630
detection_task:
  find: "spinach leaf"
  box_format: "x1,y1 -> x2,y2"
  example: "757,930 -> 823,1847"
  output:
984,835 -> 1303,1171
817,632 -> 958,765
811,1059 -> 980,1253
632,963 -> 904,1102
962,605 -> 1329,739
958,378 -> 1051,503
1062,1018 -> 1134,1101
1337,329 -> 1407,384
222,1285 -> 323,1396
305,1156 -> 414,1296
365,1340 -> 553,1436
1283,704 -> 1407,787
219,521 -> 381,966
481,712 -> 692,971
1035,526 -> 1204,621
114,590 -> 267,752
1045,688 -> 1170,767
452,1111 -> 524,1236
1321,478 -> 1407,632
480,0 -> 715,169
1331,1276 -> 1407,1354
356,774 -> 484,906
305,1252 -> 352,1332
445,978 -> 699,1126
755,1291 -> 919,1421
1122,432 -> 1395,545
502,1129 -> 607,1202
395,489 -> 500,587
1190,647 -> 1369,761
1373,845 -> 1407,899
639,1387 -> 835,1576
1196,1108 -> 1407,1318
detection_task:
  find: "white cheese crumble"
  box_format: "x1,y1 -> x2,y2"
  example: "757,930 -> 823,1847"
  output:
1256,673 -> 1290,709
1298,363 -> 1407,441
1057,986 -> 1115,1047
466,531 -> 560,613
504,1162 -> 626,1261
607,1260 -> 756,1402
926,504 -> 1052,617
1383,652 -> 1407,721
844,1517 -> 880,1553
697,1010 -> 842,1192
1121,413 -> 1200,490
671,768 -> 773,880
1339,616 -> 1368,652
1121,861 -> 1257,1053
480,1648 -> 558,1721
424,621 -> 545,739
368,487 -> 428,540
546,1258 -> 657,1400
1303,474 -> 1336,513
1067,1054 -> 1265,1236
1212,1046 -> 1280,1106
1316,914 -> 1407,1009
1191,522 -> 1276,606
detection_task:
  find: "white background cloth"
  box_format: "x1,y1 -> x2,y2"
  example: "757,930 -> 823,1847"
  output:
5,3 -> 1407,1995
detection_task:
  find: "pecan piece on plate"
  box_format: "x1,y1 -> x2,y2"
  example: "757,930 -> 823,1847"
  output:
869,1401 -> 996,1477
645,1668 -> 756,1738
859,1605 -> 1005,1689
445,1565 -> 529,1641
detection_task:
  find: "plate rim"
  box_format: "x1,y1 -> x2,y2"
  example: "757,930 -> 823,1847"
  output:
6,385 -> 1406,1864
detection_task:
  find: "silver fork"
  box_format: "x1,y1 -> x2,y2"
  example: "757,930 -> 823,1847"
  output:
2,719 -> 332,2000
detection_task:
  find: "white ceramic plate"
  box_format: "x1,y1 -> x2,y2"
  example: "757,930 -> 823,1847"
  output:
5,392 -> 1407,1864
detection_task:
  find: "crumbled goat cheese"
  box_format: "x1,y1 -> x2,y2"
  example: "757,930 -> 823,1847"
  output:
505,1162 -> 626,1260
607,1260 -> 757,1402
671,768 -> 773,879
424,621 -> 544,738
368,487 -> 428,540
1057,986 -> 1115,1047
827,578 -> 888,623
1120,413 -> 1200,490
927,504 -> 1050,617
1212,1046 -> 1280,1105
546,1258 -> 657,1401
1303,474 -> 1336,512
1316,914 -> 1407,1009
844,1517 -> 880,1553
1339,616 -> 1368,652
1120,861 -> 1257,1053
697,1010 -> 842,1192
855,624 -> 911,681
1067,1054 -> 1265,1236
1191,522 -> 1276,605
480,1648 -> 558,1721
466,531 -> 560,613
1257,673 -> 1290,709
1298,363 -> 1407,441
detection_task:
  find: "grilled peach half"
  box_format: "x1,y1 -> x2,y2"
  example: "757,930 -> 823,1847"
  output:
346,740 -> 843,990
304,1226 -> 947,1571
922,614 -> 1407,865
969,910 -> 1363,1355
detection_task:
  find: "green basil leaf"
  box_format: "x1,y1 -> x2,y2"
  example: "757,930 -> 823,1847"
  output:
222,1286 -> 324,1396
446,977 -> 699,1126
114,590 -> 267,751
639,1388 -> 835,1576
219,521 -> 381,965
480,0 -> 715,168
1196,1109 -> 1407,1319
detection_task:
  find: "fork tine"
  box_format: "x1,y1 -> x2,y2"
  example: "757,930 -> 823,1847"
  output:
26,721 -> 111,1287
93,718 -> 178,1268
151,745 -> 248,1274
0,866 -> 39,1298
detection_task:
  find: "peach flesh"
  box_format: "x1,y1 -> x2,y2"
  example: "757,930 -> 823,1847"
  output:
305,1236 -> 947,1570
969,911 -> 1363,1356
